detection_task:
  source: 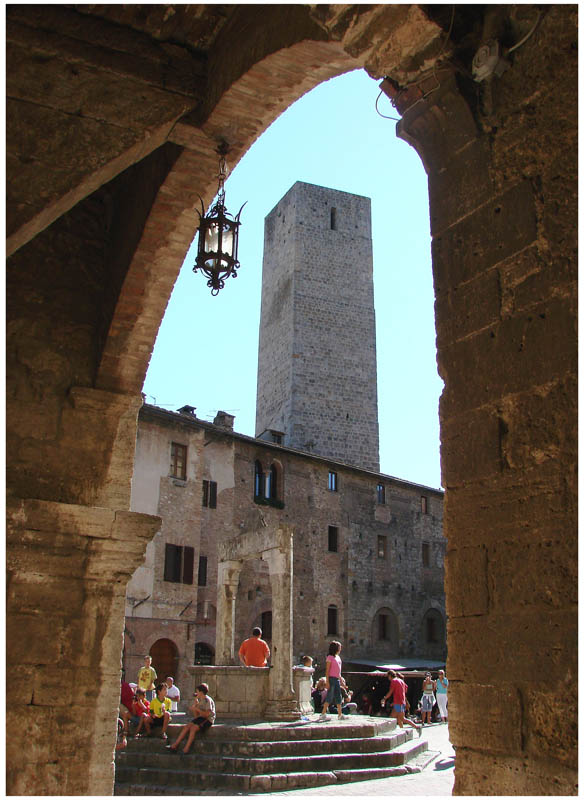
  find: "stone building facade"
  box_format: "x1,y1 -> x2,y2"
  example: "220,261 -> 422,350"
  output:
7,6 -> 576,796
125,403 -> 445,691
256,182 -> 380,471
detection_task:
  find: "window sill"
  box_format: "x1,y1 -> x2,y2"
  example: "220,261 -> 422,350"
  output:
253,496 -> 285,509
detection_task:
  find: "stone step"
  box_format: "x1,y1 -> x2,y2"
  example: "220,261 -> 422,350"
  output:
118,739 -> 419,775
115,716 -> 427,795
122,731 -> 410,758
130,714 -> 395,744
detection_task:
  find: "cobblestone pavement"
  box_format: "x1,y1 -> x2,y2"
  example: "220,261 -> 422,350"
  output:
248,722 -> 455,797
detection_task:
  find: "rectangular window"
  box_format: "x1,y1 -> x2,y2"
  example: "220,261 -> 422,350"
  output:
198,555 -> 208,587
377,483 -> 386,504
202,480 -> 217,508
327,606 -> 338,635
328,471 -> 338,492
330,207 -> 337,230
328,526 -> 338,552
164,543 -> 194,585
421,495 -> 428,514
170,442 -> 187,480
422,542 -> 430,568
377,535 -> 386,559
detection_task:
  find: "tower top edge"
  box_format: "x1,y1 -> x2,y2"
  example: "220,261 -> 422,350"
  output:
266,181 -> 371,219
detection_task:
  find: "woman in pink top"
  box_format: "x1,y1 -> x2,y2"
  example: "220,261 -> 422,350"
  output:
318,640 -> 347,721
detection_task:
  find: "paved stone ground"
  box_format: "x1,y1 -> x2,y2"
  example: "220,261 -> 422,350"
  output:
246,722 -> 454,797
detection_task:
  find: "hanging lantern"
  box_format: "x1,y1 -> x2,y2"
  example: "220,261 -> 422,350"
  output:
193,145 -> 246,296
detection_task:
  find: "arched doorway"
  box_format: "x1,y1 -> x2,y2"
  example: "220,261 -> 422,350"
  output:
150,638 -> 179,683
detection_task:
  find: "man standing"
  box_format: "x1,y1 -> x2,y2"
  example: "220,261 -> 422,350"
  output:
165,676 -> 181,711
137,655 -> 157,701
436,669 -> 448,723
238,627 -> 270,667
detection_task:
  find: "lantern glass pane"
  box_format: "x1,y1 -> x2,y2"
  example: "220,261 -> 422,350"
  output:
205,222 -> 220,252
222,227 -> 234,256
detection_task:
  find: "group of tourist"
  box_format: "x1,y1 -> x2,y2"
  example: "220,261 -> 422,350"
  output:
117,632 -> 448,754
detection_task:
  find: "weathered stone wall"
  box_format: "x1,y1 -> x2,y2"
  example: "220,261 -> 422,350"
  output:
256,182 -> 380,471
127,406 -> 445,677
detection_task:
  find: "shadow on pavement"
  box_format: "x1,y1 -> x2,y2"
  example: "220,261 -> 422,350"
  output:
433,756 -> 455,771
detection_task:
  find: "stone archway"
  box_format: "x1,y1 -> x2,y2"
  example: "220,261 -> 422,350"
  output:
6,5 -> 577,796
216,525 -> 297,719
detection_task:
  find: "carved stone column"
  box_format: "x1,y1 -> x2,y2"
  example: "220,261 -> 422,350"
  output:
6,498 -> 160,796
215,560 -> 243,664
262,527 -> 299,720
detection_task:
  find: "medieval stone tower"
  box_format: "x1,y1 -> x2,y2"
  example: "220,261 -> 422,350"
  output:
255,181 -> 380,471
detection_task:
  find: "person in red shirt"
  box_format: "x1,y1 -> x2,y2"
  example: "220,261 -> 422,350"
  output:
238,627 -> 270,667
381,669 -> 422,737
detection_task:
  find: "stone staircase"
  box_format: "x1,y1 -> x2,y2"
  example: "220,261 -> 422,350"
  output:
115,715 -> 429,794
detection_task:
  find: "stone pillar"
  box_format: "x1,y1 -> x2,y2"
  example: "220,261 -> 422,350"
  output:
262,528 -> 299,720
6,498 -> 160,796
215,560 -> 243,664
387,33 -> 577,794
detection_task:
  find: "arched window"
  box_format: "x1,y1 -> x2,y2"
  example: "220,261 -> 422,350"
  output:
194,642 -> 214,665
422,608 -> 445,646
371,607 -> 399,646
254,460 -> 264,498
265,464 -> 278,499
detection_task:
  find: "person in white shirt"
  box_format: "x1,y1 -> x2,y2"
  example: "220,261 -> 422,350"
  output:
165,676 -> 180,711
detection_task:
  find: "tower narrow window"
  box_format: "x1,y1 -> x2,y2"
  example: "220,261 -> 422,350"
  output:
328,471 -> 338,492
422,542 -> 430,567
421,495 -> 428,514
377,483 -> 386,504
330,207 -> 337,230
377,535 -> 387,559
327,605 -> 338,635
328,525 -> 338,552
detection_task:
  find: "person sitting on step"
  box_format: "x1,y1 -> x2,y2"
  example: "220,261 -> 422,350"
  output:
132,688 -> 152,737
148,682 -> 172,740
167,683 -> 215,754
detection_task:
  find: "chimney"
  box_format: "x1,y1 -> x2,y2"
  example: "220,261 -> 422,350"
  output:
213,411 -> 235,430
177,405 -> 197,417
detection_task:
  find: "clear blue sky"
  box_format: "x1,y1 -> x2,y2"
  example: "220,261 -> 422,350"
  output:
143,68 -> 444,490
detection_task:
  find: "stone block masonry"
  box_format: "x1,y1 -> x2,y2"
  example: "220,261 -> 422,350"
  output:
256,182 -> 380,472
